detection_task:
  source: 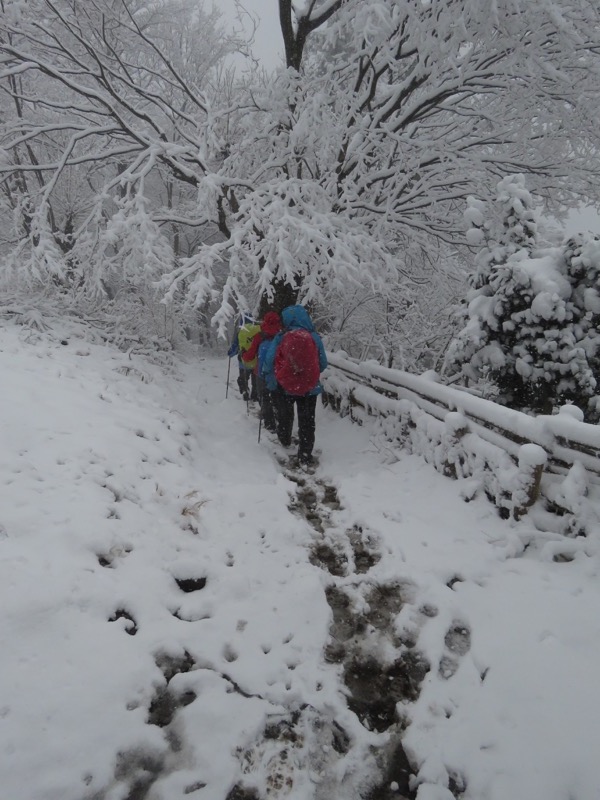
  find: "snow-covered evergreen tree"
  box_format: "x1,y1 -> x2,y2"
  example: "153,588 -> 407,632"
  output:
448,177 -> 600,417
561,234 -> 600,417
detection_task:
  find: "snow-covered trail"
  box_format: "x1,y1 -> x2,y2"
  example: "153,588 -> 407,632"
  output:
1,319 -> 599,800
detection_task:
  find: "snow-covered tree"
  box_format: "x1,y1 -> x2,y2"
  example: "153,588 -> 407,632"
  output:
2,0 -> 600,333
0,0 -> 238,290
320,243 -> 465,373
165,0 -> 600,325
560,234 -> 600,417
448,178 -> 600,416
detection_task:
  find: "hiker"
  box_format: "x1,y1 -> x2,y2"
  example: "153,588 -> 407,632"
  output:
241,311 -> 282,432
227,313 -> 260,401
262,304 -> 328,465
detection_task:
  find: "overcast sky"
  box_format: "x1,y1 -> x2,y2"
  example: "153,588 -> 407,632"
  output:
218,0 -> 284,71
565,207 -> 600,235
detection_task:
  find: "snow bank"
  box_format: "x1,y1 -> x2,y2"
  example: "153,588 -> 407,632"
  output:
2,318 -> 600,800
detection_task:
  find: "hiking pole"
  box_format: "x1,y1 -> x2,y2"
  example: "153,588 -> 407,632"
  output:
225,357 -> 231,399
258,412 -> 262,444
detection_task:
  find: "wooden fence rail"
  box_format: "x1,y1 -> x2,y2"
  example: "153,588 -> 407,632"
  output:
322,353 -> 600,531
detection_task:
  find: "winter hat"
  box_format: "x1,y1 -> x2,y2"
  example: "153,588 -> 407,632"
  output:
261,311 -> 282,337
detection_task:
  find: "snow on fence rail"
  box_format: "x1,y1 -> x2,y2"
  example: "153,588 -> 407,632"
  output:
323,353 -> 600,532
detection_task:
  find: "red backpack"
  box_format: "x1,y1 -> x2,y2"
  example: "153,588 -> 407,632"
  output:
274,329 -> 321,395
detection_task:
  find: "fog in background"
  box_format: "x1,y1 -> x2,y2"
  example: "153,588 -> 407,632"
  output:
218,0 -> 284,71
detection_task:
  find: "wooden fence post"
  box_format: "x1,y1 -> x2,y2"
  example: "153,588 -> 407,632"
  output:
442,411 -> 469,479
513,443 -> 547,519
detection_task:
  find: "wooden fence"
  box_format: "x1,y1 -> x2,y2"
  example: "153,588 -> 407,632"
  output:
322,353 -> 600,533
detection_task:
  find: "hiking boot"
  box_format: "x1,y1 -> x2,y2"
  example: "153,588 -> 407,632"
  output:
298,452 -> 314,466
296,454 -> 317,472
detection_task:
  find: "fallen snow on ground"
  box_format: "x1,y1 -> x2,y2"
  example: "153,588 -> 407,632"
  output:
1,317 -> 599,800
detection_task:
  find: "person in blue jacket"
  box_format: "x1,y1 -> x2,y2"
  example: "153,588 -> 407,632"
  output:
261,304 -> 328,465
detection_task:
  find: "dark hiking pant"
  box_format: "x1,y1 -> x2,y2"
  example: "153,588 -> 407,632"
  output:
237,363 -> 257,401
257,377 -> 277,430
275,392 -> 318,460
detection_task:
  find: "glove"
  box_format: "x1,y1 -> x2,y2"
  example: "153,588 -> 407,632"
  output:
227,343 -> 239,357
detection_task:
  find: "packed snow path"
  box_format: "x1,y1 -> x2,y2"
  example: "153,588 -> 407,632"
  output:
1,320 -> 599,800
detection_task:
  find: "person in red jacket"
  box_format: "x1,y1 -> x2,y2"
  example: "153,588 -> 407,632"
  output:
242,311 -> 282,431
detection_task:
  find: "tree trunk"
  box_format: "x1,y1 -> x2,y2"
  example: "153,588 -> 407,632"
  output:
259,277 -> 299,317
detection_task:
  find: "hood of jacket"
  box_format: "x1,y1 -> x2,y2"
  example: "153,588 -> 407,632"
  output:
261,311 -> 282,337
281,305 -> 315,332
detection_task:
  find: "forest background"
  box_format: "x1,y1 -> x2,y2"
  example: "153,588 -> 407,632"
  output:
2,0 -> 600,416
